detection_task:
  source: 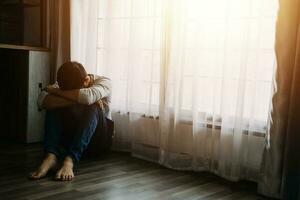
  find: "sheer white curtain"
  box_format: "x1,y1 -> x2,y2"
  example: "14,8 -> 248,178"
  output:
71,0 -> 98,73
71,0 -> 278,182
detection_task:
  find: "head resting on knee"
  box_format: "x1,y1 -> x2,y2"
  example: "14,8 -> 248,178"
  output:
57,61 -> 91,90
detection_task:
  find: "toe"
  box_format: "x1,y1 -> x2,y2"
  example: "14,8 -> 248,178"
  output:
29,172 -> 36,177
29,171 -> 41,179
55,172 -> 62,180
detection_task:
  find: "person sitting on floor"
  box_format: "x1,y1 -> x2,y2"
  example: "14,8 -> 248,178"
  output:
29,61 -> 111,181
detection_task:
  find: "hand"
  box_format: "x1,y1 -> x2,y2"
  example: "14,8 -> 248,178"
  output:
45,85 -> 61,95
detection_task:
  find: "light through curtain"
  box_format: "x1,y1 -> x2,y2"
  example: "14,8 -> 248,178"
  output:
71,0 -> 278,183
159,0 -> 278,181
96,0 -> 163,117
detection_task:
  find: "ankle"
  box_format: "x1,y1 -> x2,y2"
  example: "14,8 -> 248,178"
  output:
63,156 -> 74,168
45,153 -> 57,161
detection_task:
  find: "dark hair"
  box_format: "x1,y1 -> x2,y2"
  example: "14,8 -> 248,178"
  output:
57,61 -> 87,90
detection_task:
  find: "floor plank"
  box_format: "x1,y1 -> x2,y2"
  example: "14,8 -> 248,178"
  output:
0,143 -> 273,200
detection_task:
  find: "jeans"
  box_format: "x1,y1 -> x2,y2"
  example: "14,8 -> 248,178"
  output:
44,104 -> 102,162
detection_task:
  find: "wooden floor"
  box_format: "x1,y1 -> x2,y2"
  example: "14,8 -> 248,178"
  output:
0,143 -> 272,200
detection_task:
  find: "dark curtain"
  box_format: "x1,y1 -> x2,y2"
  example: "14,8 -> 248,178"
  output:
258,0 -> 300,199
49,0 -> 70,83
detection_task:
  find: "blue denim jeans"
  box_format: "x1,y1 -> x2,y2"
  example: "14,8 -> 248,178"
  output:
44,104 -> 102,162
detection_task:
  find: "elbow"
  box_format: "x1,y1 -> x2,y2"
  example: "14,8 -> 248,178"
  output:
37,91 -> 48,110
42,102 -> 51,110
41,99 -> 53,110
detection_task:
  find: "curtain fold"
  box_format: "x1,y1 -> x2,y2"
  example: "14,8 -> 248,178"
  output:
49,0 -> 70,82
258,0 -> 300,198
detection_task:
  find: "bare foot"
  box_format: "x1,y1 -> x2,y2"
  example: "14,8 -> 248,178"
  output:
55,156 -> 74,181
29,153 -> 57,180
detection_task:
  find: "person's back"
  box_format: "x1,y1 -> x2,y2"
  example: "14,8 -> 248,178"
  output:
29,61 -> 111,181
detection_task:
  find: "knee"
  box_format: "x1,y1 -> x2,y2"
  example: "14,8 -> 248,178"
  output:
84,104 -> 99,111
82,104 -> 100,119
